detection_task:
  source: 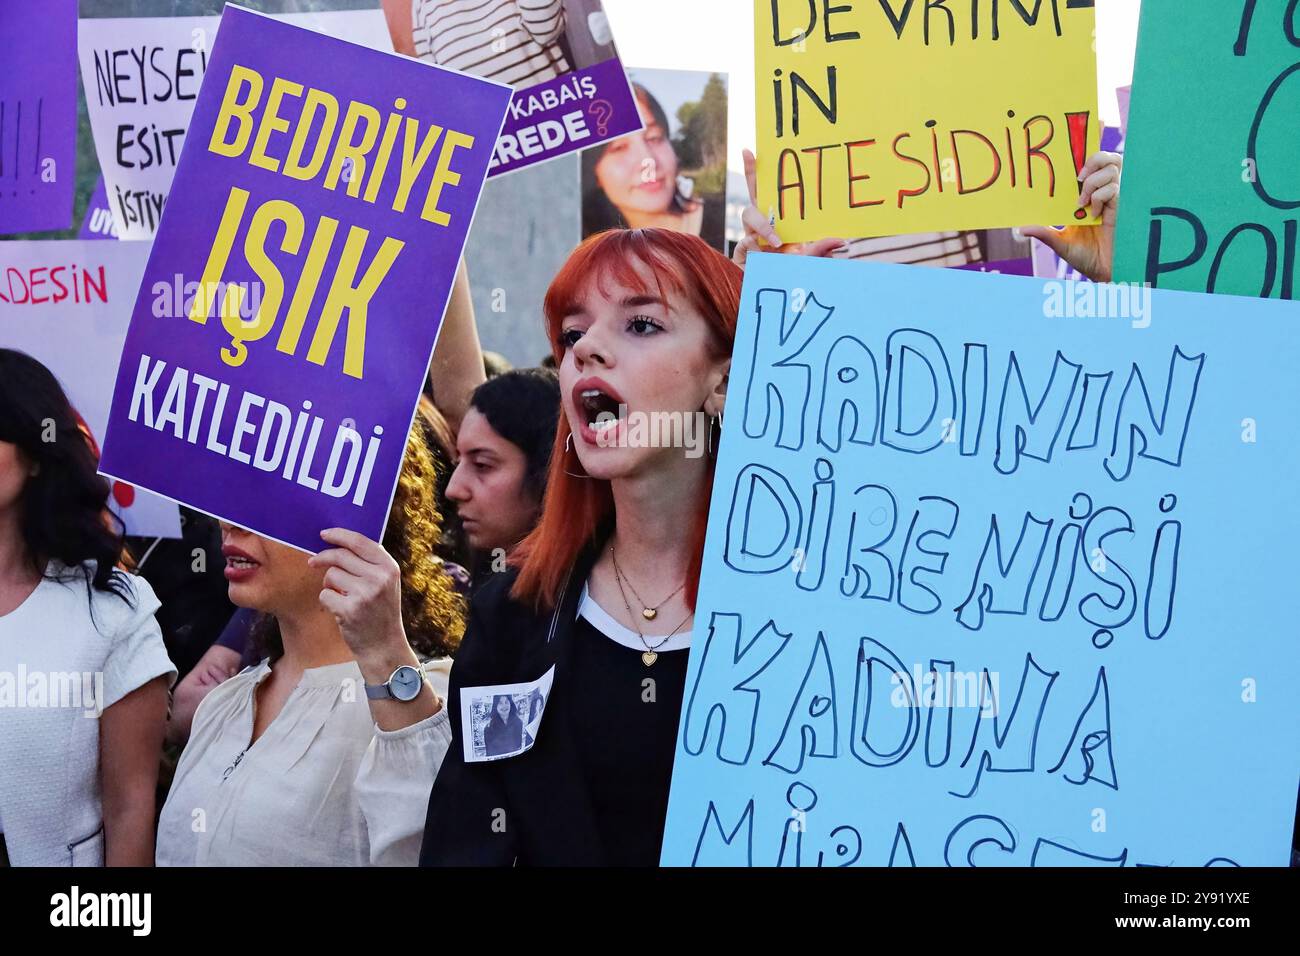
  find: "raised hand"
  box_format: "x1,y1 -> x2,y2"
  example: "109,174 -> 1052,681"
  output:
1020,150 -> 1123,283
733,148 -> 846,268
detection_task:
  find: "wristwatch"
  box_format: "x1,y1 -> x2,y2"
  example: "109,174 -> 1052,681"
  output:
365,664 -> 426,702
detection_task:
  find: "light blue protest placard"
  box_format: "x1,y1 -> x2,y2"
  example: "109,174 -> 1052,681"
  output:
661,254 -> 1300,867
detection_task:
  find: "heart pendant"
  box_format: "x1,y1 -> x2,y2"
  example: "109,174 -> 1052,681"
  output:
642,608 -> 657,620
641,651 -> 658,667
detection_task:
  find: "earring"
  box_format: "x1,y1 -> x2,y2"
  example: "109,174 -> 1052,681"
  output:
708,415 -> 718,456
563,431 -> 590,479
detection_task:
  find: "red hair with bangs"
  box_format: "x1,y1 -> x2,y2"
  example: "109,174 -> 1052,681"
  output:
510,229 -> 744,612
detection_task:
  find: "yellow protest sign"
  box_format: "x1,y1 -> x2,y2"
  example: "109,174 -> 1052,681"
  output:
755,0 -> 1101,241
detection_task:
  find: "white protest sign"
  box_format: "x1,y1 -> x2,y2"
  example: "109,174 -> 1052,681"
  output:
78,10 -> 392,240
0,240 -> 180,538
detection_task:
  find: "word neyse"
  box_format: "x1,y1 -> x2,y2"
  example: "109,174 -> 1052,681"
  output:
127,355 -> 386,508
741,289 -> 1204,481
187,64 -> 477,379
89,44 -> 209,171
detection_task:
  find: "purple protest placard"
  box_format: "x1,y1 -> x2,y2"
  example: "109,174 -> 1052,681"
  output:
386,0 -> 642,178
99,5 -> 511,552
0,0 -> 77,234
491,55 -> 641,176
78,176 -> 119,240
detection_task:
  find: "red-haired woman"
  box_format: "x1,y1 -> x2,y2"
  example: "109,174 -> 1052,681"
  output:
421,228 -> 737,866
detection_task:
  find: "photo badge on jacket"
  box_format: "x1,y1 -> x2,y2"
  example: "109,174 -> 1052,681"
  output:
461,666 -> 555,762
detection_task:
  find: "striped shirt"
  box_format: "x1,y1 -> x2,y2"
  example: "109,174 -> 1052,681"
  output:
411,0 -> 570,87
836,230 -> 983,267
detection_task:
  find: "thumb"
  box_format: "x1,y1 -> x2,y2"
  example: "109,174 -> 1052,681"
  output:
1020,225 -> 1068,259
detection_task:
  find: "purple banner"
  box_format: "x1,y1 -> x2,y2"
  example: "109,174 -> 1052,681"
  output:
490,57 -> 640,177
100,6 -> 511,552
78,176 -> 119,240
0,0 -> 77,235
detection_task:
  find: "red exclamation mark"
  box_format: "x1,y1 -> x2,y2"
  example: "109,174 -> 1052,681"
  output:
1066,111 -> 1091,221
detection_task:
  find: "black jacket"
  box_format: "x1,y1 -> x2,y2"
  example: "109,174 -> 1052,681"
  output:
420,541 -> 611,866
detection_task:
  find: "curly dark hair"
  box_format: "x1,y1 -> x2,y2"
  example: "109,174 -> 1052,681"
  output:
0,349 -> 131,608
257,402 -> 465,661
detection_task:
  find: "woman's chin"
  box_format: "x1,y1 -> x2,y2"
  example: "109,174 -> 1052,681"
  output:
620,196 -> 673,219
574,443 -> 673,482
227,580 -> 270,611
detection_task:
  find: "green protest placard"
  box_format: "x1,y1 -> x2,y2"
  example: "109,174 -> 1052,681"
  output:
1114,1 -> 1300,299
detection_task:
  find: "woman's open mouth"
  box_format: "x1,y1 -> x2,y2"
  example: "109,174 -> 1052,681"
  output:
574,378 -> 627,447
222,545 -> 262,583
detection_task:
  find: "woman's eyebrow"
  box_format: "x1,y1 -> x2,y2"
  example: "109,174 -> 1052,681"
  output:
621,294 -> 667,309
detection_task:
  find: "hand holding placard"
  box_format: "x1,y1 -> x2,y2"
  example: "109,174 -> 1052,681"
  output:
733,148 -> 846,267
1021,149 -> 1123,282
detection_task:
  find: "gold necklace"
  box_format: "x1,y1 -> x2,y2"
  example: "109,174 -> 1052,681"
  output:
609,546 -> 685,621
610,558 -> 692,667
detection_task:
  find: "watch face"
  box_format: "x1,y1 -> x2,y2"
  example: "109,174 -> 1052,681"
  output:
389,665 -> 423,702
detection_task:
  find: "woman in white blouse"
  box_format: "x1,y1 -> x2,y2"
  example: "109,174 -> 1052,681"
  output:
0,350 -> 174,867
156,410 -> 465,866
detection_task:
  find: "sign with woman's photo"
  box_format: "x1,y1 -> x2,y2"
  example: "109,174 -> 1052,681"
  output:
383,0 -> 642,178
581,67 -> 729,252
461,666 -> 555,762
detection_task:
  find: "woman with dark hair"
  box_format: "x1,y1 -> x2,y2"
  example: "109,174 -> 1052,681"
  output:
483,694 -> 524,757
0,349 -> 174,867
421,228 -> 738,866
582,84 -> 725,244
447,368 -> 560,561
155,414 -> 465,866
